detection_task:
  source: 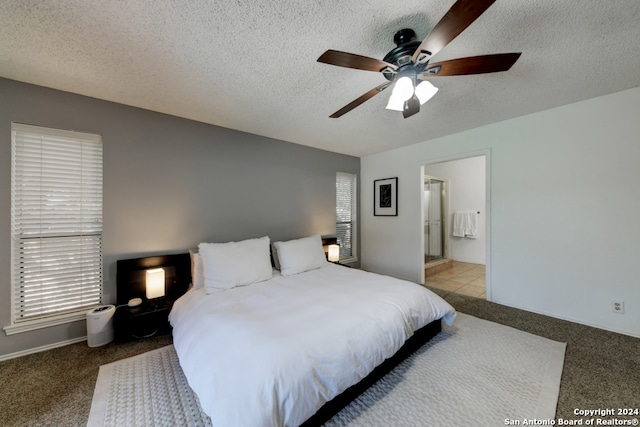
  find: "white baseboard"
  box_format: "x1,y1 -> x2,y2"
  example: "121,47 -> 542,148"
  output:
0,336 -> 87,362
490,299 -> 640,339
451,257 -> 485,265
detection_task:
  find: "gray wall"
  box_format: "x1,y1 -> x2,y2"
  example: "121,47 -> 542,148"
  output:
0,78 -> 360,358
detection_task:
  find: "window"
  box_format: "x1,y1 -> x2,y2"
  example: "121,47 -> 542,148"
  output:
336,172 -> 357,262
7,123 -> 103,334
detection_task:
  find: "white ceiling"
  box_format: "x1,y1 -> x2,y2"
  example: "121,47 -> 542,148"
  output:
1,1 -> 639,157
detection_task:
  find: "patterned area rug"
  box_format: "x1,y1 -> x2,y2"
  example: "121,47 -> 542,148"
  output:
88,313 -> 566,426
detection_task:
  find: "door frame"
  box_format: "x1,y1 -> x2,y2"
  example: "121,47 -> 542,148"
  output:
419,149 -> 492,300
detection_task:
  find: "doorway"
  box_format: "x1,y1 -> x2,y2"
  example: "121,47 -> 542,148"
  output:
420,153 -> 490,300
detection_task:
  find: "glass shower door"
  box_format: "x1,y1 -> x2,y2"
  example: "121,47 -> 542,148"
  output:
424,178 -> 444,263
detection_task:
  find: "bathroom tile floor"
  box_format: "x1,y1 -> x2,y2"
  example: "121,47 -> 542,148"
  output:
425,261 -> 486,299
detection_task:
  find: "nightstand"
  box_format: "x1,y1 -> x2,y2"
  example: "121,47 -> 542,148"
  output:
113,299 -> 174,341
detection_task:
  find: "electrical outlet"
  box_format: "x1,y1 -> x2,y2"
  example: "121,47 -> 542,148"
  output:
611,300 -> 625,314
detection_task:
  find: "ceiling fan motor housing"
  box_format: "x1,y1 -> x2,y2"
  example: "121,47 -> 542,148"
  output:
383,29 -> 429,81
393,28 -> 417,46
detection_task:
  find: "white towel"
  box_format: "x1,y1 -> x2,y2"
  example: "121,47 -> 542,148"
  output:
453,211 -> 479,238
453,212 -> 466,237
464,212 -> 478,239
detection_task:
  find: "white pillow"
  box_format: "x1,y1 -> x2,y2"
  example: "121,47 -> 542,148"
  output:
199,236 -> 272,293
273,234 -> 328,276
189,249 -> 205,289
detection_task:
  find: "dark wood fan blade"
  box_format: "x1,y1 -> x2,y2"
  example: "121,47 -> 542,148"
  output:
412,0 -> 497,62
423,53 -> 521,76
329,83 -> 390,118
402,95 -> 421,119
318,50 -> 397,73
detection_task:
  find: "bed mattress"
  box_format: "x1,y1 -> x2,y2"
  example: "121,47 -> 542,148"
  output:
169,263 -> 456,427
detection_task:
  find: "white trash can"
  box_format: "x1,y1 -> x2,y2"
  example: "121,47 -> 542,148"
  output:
86,305 -> 115,347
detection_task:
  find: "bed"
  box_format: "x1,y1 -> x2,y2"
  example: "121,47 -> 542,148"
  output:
168,234 -> 456,426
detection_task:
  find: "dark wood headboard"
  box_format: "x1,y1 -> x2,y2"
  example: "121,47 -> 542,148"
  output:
116,237 -> 336,304
116,253 -> 191,305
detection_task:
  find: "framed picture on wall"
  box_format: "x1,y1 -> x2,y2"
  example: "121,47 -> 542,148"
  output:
374,177 -> 398,216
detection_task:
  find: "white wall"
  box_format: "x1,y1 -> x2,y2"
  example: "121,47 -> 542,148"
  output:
361,86 -> 640,338
425,156 -> 486,265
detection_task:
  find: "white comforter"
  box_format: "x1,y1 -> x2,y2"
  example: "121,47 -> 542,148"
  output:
169,264 -> 456,427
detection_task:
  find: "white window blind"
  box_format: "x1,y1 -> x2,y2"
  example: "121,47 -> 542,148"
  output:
10,123 -> 103,326
336,172 -> 357,262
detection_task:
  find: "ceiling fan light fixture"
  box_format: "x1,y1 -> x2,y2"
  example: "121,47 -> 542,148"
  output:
415,80 -> 439,105
386,75 -> 415,111
385,92 -> 405,111
392,76 -> 414,101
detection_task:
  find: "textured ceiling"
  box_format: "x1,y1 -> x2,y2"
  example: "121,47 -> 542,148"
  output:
1,1 -> 639,157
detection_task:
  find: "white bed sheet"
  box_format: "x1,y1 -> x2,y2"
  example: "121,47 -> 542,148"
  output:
169,263 -> 456,427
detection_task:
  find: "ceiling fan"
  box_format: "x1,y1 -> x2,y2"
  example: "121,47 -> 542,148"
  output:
317,0 -> 521,119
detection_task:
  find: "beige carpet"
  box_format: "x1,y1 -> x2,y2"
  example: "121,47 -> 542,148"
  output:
88,313 -> 566,426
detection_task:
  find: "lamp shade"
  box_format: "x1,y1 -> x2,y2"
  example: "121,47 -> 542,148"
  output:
146,268 -> 165,299
415,80 -> 439,105
328,244 -> 340,262
393,76 -> 414,101
385,92 -> 405,111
